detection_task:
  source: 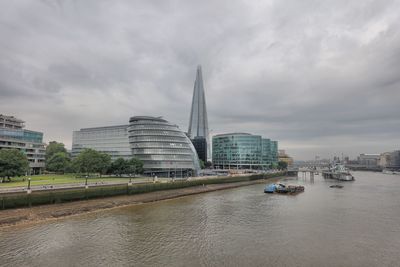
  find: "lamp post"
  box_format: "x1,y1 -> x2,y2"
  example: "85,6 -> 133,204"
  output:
27,177 -> 31,194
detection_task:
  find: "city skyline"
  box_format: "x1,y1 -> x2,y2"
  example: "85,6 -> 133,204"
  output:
1,1 -> 400,160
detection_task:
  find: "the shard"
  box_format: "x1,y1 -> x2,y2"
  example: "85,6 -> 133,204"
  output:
188,65 -> 210,161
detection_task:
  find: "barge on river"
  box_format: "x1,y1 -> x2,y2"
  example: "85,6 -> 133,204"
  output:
264,184 -> 305,195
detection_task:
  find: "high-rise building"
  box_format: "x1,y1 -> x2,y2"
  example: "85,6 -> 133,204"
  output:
212,133 -> 278,169
190,136 -> 207,163
0,114 -> 46,174
188,65 -> 210,161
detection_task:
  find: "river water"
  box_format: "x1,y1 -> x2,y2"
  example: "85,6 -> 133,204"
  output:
1,172 -> 400,267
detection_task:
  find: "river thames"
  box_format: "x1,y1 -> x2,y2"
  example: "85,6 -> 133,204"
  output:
1,171 -> 400,266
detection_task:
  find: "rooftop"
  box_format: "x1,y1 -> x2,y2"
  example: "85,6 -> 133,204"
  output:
129,116 -> 167,123
78,125 -> 129,131
213,133 -> 253,137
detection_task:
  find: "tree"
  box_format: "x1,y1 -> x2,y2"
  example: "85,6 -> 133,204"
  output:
98,153 -> 112,177
110,158 -> 128,177
278,161 -> 288,170
46,141 -> 67,160
46,152 -> 71,174
72,149 -> 111,176
199,159 -> 205,169
126,158 -> 144,176
0,149 -> 29,182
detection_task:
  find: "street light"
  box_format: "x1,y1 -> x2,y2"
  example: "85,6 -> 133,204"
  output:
85,175 -> 88,189
27,177 -> 31,194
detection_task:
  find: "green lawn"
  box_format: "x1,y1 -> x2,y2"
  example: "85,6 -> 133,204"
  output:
0,174 -> 150,188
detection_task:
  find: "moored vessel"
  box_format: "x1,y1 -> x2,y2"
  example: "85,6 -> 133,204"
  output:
322,164 -> 354,181
264,184 -> 304,194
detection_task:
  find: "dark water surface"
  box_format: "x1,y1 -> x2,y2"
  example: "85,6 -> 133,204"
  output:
1,172 -> 400,266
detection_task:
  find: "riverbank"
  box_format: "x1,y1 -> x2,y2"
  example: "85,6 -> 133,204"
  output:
0,177 -> 281,228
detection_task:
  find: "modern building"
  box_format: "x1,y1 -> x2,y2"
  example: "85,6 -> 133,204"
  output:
379,151 -> 400,170
72,116 -> 201,177
270,140 -> 278,164
278,150 -> 294,167
0,114 -> 46,174
128,116 -> 200,177
72,125 -> 131,160
357,154 -> 380,170
212,133 -> 278,169
190,136 -> 207,163
188,65 -> 210,161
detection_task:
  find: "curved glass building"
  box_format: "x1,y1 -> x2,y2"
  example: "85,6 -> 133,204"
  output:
128,116 -> 200,177
212,133 -> 278,169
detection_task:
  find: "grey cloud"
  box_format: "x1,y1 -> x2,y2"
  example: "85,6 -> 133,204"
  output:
0,0 -> 399,160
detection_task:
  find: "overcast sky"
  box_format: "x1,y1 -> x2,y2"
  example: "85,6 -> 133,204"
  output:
1,0 -> 399,160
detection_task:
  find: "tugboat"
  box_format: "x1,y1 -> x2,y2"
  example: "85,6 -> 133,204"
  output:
322,164 -> 354,181
330,184 -> 344,188
264,184 -> 304,194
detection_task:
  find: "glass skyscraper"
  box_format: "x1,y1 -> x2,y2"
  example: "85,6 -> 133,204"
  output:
188,65 -> 210,161
212,133 -> 278,169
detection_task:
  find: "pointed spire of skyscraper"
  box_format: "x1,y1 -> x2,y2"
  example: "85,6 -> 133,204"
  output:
188,65 -> 210,160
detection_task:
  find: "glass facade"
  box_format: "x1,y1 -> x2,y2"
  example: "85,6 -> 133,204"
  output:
71,125 -> 131,160
191,136 -> 207,163
188,65 -> 210,161
0,114 -> 45,174
212,133 -> 278,169
129,116 -> 200,177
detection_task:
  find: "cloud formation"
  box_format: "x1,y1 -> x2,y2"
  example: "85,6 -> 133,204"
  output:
1,0 -> 399,160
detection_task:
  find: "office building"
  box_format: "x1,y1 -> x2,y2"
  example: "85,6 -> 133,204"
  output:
129,116 -> 200,177
188,65 -> 210,161
72,125 -> 131,160
190,136 -> 207,163
357,154 -> 380,170
72,116 -> 201,177
0,114 -> 46,174
379,151 -> 400,170
212,133 -> 278,169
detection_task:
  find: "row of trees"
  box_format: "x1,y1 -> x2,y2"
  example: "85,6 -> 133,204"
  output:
0,141 -> 144,181
45,141 -> 143,176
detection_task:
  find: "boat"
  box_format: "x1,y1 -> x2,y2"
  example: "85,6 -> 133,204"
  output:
264,183 -> 304,194
264,184 -> 277,193
330,184 -> 343,188
322,164 -> 354,181
382,169 -> 400,175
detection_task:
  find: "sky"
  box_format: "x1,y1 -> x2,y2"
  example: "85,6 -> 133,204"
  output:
1,0 -> 399,160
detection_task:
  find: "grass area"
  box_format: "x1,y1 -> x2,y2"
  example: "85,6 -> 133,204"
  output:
0,174 -> 149,188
